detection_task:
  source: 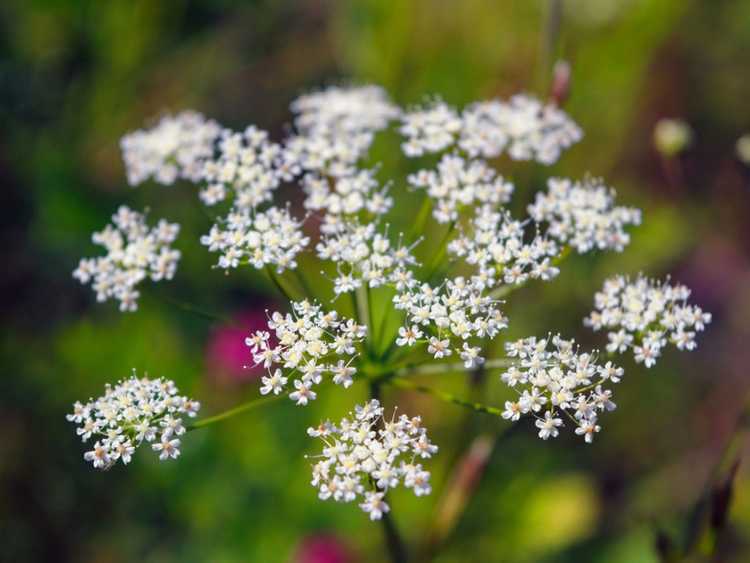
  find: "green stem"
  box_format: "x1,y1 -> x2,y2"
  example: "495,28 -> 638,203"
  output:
188,393 -> 287,430
266,266 -> 296,302
424,220 -> 457,282
386,378 -> 505,417
408,196 -> 433,243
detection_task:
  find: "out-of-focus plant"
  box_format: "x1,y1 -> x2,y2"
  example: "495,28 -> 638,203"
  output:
68,83 -> 713,562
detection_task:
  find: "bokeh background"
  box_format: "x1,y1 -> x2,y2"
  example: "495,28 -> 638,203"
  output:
2,1 -> 750,561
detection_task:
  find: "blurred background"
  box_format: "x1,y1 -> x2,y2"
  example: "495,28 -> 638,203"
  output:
2,1 -> 750,561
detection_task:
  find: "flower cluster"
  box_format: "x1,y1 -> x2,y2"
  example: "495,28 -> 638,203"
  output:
316,221 -> 418,295
246,301 -> 367,404
200,206 -> 309,272
302,169 -> 392,220
73,206 -> 181,311
408,154 -> 514,223
449,205 -> 560,286
308,399 -> 437,520
584,275 -> 711,367
121,111 -> 221,186
200,126 -> 285,208
527,177 -> 642,253
394,276 -> 508,365
500,335 -> 622,443
400,95 -> 582,164
67,372 -> 200,470
287,85 -> 399,177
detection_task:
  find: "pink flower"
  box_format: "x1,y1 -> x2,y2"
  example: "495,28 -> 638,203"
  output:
295,534 -> 353,563
205,308 -> 272,385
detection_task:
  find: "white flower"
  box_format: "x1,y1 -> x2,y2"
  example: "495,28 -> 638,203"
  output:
535,411 -> 563,440
69,371 -> 199,470
395,276 -> 507,363
201,126 -> 284,210
291,84 -> 400,138
408,154 -> 513,224
308,400 -> 436,519
400,94 -> 581,164
201,206 -> 309,273
316,219 -> 418,293
499,335 -> 620,443
121,111 -> 221,186
584,274 -> 711,367
448,205 -> 560,286
528,177 -> 641,253
400,101 -> 462,157
73,206 -> 180,312
247,301 -> 366,404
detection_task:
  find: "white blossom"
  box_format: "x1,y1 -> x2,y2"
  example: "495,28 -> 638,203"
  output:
408,154 -> 514,223
201,126 -> 284,210
448,205 -> 560,287
500,335 -> 621,443
395,276 -> 507,362
584,274 -> 711,367
73,206 -> 180,312
400,100 -> 462,157
302,168 -> 392,219
528,177 -> 641,253
308,399 -> 436,519
68,371 -> 200,470
316,219 -> 418,294
121,111 -> 221,186
200,206 -> 309,272
246,301 -> 367,404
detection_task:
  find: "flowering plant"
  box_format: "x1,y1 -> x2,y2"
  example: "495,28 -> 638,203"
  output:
70,84 -> 710,556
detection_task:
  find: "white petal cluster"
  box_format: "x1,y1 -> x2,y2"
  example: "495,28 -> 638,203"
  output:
528,177 -> 641,253
460,95 -> 582,164
67,372 -> 200,470
584,275 -> 711,367
291,84 -> 400,137
286,85 -> 399,178
408,154 -> 514,223
246,301 -> 367,404
302,168 -> 392,219
449,205 -> 560,286
316,220 -> 418,295
308,399 -> 437,520
400,101 -> 463,157
200,206 -> 309,272
121,111 -> 221,186
500,335 -> 622,443
73,206 -> 180,312
400,95 -> 581,164
394,277 -> 508,365
200,126 -> 284,209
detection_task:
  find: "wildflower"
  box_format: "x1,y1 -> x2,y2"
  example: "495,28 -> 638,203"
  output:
584,274 -> 711,367
246,301 -> 367,404
68,372 -> 200,470
528,177 -> 641,253
395,276 -> 507,362
408,154 -> 514,223
308,399 -> 436,519
200,205 -> 309,272
400,101 -> 462,157
500,335 -> 621,443
121,111 -> 221,186
73,206 -> 180,311
448,205 -> 560,286
200,126 -> 284,209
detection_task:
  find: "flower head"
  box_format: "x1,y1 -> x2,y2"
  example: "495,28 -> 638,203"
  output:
584,274 -> 711,367
121,111 -> 221,186
308,399 -> 437,519
73,206 -> 180,311
68,371 -> 200,470
246,301 -> 367,404
500,335 -> 621,443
